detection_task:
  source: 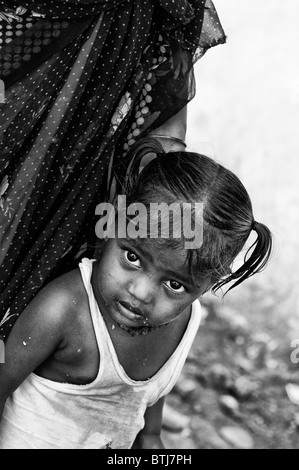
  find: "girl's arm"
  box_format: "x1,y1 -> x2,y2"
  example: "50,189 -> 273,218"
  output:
132,396 -> 165,449
0,281 -> 70,421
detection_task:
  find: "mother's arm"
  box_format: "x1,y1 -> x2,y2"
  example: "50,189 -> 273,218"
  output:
149,106 -> 187,153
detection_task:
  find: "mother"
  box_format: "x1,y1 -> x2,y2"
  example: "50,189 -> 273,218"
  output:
0,0 -> 225,338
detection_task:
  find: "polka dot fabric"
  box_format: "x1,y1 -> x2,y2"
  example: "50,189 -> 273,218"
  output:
0,0 -> 225,340
0,1 -> 128,19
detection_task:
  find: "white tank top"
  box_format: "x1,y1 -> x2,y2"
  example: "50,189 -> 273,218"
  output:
0,258 -> 201,449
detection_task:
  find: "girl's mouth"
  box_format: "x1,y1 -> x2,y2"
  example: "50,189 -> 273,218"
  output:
119,300 -> 143,316
115,301 -> 170,337
117,301 -> 148,325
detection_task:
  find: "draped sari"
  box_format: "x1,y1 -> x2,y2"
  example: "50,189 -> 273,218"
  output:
0,0 -> 225,339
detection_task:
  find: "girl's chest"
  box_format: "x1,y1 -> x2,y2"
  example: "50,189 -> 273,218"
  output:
53,297 -> 189,384
109,318 -> 188,381
53,322 -> 175,384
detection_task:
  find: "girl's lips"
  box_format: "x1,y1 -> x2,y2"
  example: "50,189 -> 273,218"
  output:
119,300 -> 143,316
117,301 -> 147,324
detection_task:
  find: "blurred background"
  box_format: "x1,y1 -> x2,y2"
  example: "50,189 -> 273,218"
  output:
163,0 -> 299,449
188,0 -> 299,323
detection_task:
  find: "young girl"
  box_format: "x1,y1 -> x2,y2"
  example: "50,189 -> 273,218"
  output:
0,141 -> 272,449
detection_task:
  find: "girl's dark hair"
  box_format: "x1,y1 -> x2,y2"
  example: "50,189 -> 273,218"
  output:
115,138 -> 272,294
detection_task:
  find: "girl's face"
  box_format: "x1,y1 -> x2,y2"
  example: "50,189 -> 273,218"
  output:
97,237 -> 211,331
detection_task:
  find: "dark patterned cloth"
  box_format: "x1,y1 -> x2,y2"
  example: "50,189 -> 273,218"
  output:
0,0 -> 225,339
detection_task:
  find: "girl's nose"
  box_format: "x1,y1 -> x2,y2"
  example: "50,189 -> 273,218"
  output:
127,275 -> 154,304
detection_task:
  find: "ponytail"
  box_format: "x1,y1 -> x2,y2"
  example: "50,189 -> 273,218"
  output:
214,221 -> 273,293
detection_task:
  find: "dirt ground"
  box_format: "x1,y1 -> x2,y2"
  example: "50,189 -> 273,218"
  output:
162,292 -> 299,449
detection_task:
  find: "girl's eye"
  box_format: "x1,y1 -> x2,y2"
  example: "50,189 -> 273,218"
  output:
166,280 -> 186,293
124,250 -> 141,267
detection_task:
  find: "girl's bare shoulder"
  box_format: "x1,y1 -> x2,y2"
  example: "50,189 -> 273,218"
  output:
36,268 -> 88,321
0,269 -> 90,394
